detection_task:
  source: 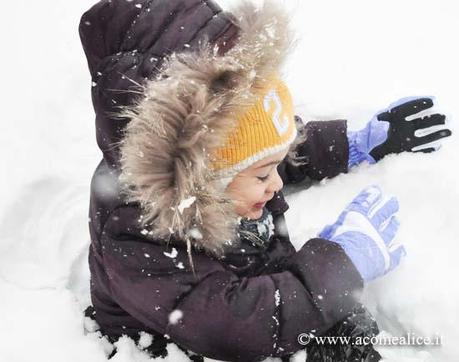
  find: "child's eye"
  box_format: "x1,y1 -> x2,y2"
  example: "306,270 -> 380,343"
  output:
257,174 -> 270,182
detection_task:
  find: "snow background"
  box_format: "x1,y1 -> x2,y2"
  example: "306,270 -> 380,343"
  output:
0,0 -> 457,361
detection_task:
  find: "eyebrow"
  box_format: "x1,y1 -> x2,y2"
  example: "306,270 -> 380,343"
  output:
255,160 -> 283,169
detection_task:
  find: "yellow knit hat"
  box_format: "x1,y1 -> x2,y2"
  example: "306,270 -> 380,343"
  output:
210,74 -> 297,181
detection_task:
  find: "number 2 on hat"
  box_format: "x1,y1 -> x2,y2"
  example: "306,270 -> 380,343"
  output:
264,89 -> 289,136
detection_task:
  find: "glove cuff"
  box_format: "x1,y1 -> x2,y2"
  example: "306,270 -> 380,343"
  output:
347,131 -> 377,168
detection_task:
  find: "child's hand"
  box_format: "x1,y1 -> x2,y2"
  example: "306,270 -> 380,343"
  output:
319,186 -> 406,282
347,96 -> 452,167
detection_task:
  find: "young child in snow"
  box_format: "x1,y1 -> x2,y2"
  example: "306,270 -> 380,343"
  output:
80,0 -> 451,361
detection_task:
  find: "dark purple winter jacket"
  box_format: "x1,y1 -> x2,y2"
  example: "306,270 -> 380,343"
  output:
80,0 -> 363,361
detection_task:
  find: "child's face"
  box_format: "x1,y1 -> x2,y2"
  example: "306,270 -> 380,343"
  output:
225,149 -> 289,220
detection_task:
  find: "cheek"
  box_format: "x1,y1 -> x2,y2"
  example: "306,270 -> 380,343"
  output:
225,177 -> 267,214
226,181 -> 266,218
241,183 -> 266,204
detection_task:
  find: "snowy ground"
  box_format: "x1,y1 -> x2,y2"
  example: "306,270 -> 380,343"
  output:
1,0 -> 458,361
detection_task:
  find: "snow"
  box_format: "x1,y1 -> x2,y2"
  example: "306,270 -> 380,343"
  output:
257,211 -> 275,239
274,289 -> 281,307
188,227 -> 203,240
0,0 -> 458,361
163,247 -> 178,259
177,196 -> 196,214
137,332 -> 153,349
168,310 -> 184,325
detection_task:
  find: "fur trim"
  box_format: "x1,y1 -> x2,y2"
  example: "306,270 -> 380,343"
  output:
117,0 -> 296,259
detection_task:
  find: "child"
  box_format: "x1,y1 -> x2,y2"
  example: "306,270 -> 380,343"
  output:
80,0 -> 451,361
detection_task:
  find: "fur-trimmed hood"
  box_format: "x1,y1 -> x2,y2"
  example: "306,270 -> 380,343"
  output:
117,0 -> 296,259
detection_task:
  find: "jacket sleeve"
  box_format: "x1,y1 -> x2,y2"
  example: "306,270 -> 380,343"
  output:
279,117 -> 350,185
101,207 -> 363,361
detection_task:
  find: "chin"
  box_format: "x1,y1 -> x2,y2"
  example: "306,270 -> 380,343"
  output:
245,208 -> 263,220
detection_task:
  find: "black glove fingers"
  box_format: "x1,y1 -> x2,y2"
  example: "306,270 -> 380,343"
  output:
371,97 -> 450,161
412,147 -> 436,154
376,110 -> 392,123
390,97 -> 434,118
412,113 -> 446,130
412,129 -> 452,147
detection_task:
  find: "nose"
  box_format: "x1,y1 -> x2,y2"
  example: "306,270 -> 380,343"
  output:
267,168 -> 284,194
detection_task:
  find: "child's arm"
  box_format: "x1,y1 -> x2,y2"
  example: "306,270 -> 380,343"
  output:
278,118 -> 350,184
279,97 -> 451,186
101,206 -> 364,361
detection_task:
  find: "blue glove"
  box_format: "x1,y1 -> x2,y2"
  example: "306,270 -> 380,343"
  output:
347,96 -> 452,168
319,186 -> 406,282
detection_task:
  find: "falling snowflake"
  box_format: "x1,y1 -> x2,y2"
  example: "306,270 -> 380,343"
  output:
177,196 -> 196,214
163,247 -> 178,258
188,228 -> 203,240
168,309 -> 183,325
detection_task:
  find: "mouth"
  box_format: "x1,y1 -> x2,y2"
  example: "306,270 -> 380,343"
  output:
253,194 -> 275,209
253,201 -> 267,209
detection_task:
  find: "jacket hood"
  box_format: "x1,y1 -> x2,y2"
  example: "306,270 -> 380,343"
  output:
79,0 -> 239,167
117,0 -> 295,259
